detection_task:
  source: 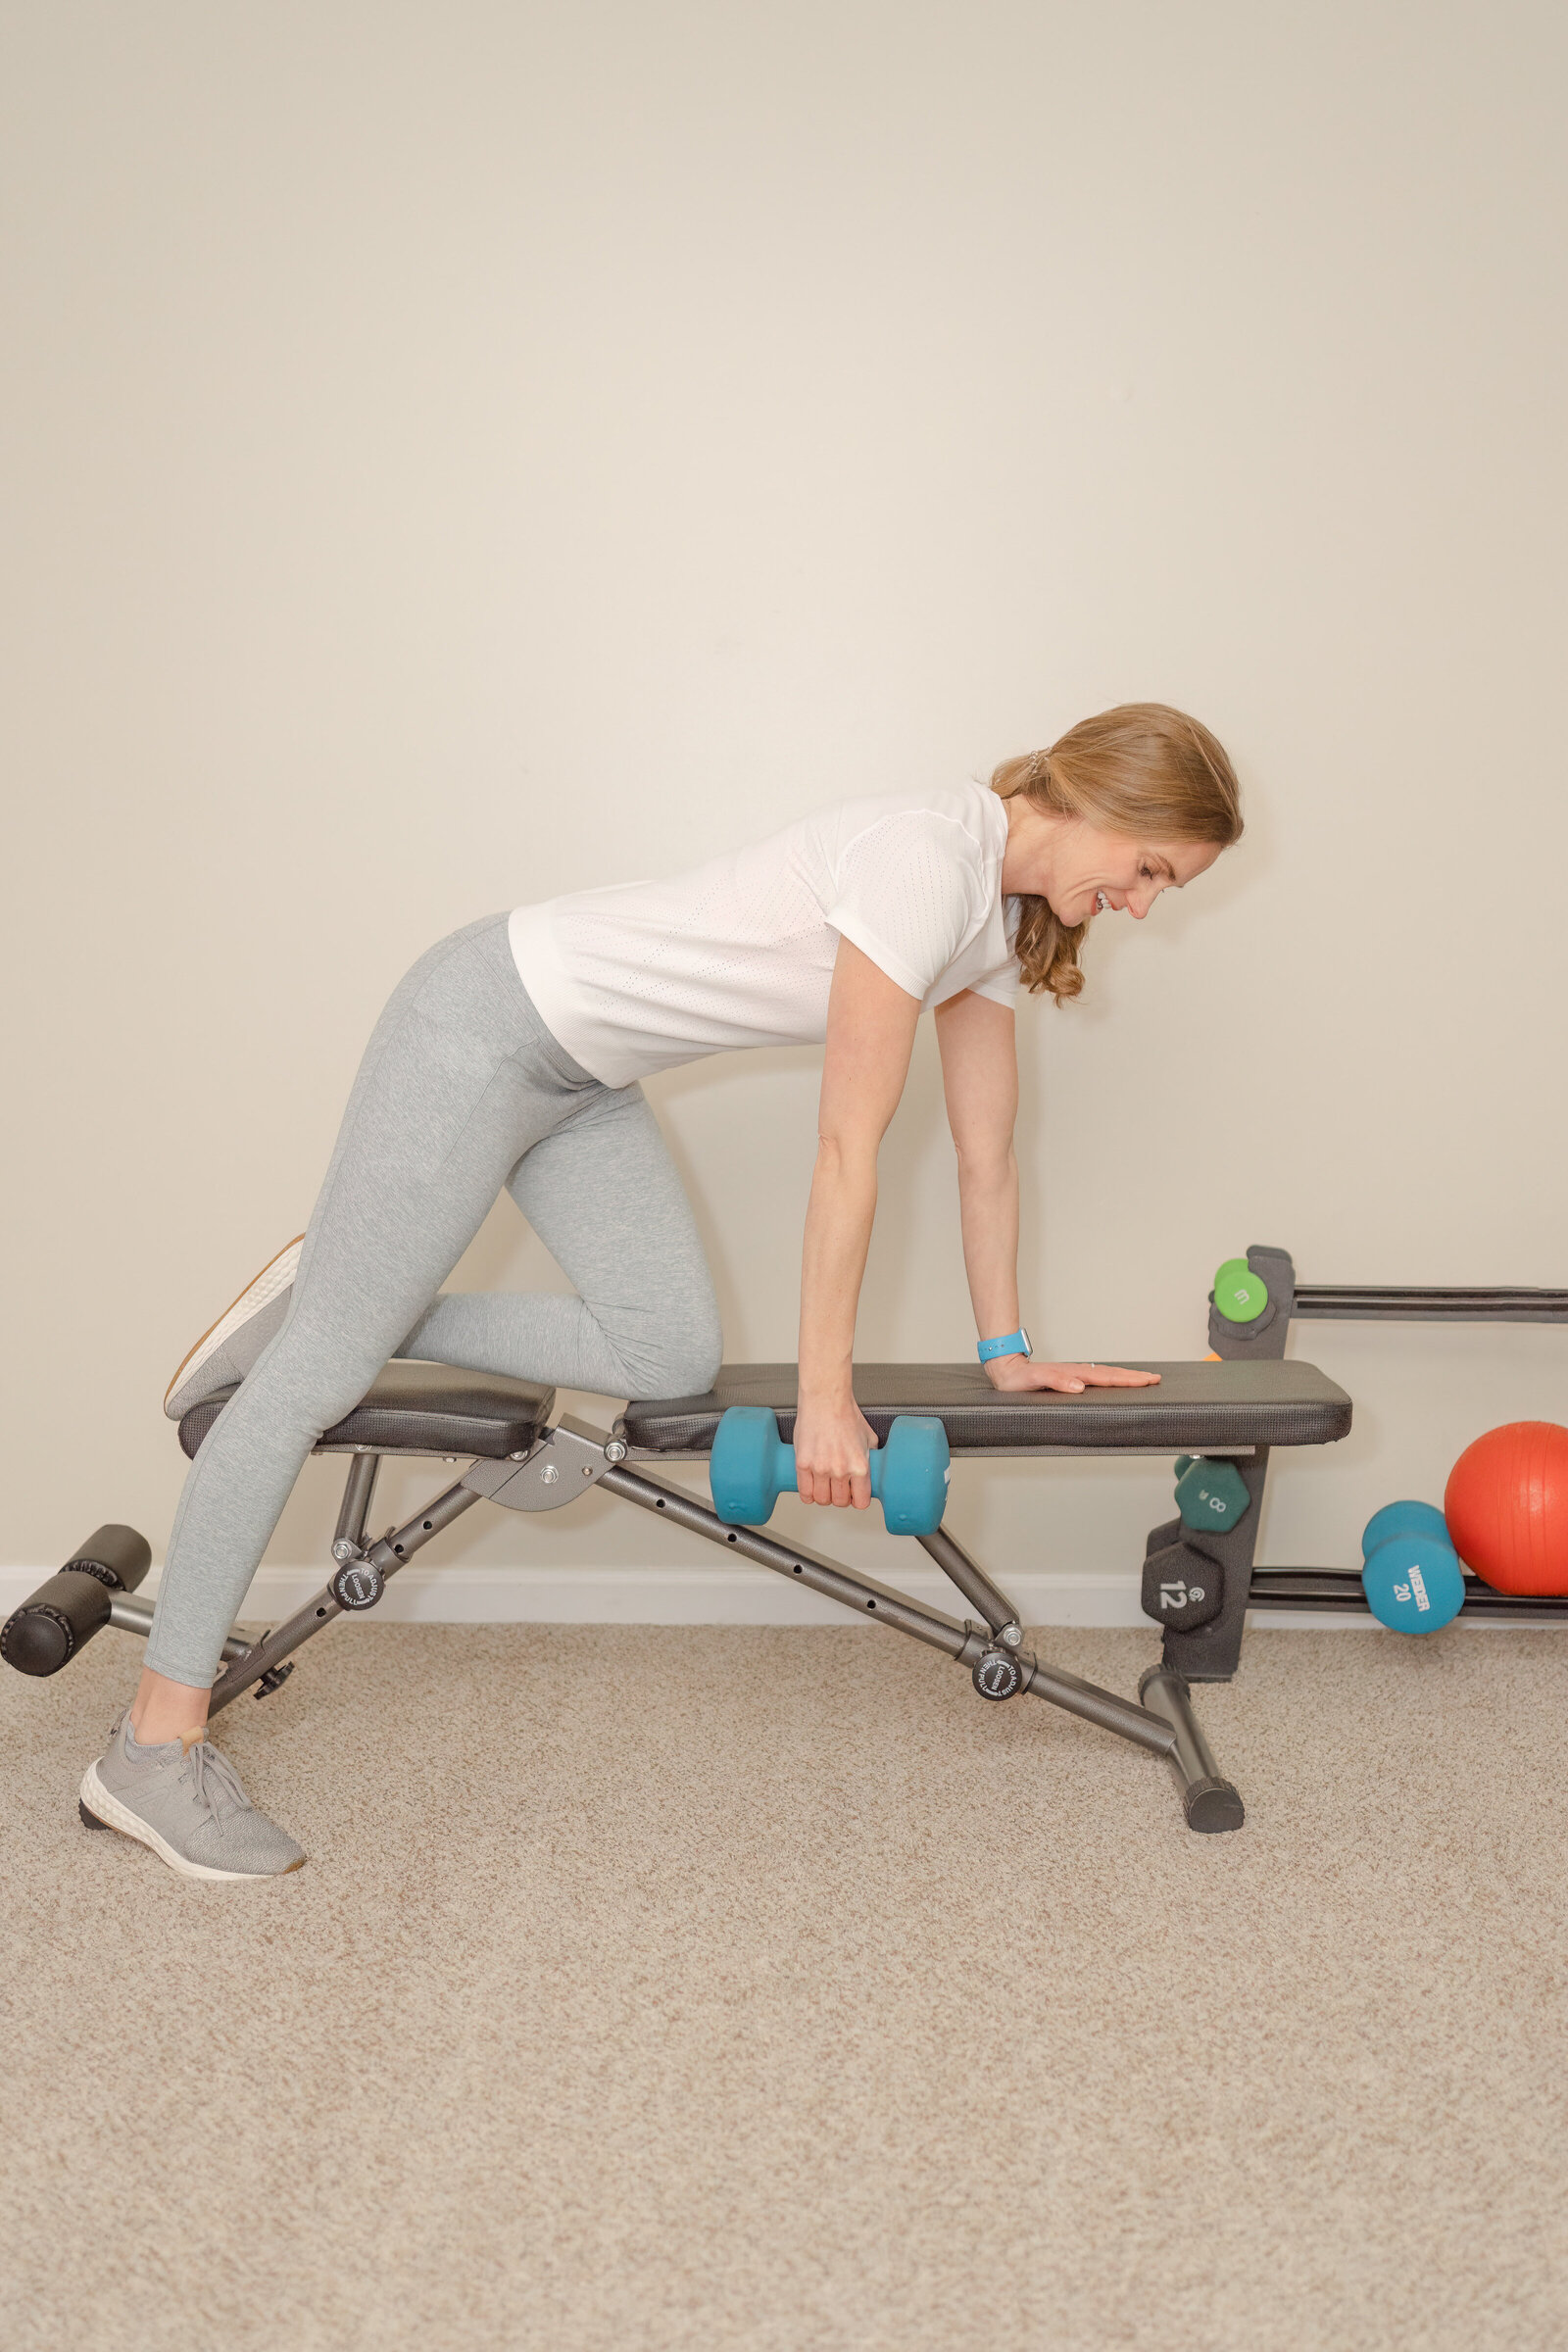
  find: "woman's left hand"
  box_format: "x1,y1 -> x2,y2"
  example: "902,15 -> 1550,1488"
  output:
983,1355 -> 1160,1396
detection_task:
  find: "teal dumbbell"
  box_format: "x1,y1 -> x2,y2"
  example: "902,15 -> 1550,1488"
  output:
1173,1454 -> 1252,1535
1212,1256 -> 1270,1325
710,1406 -> 951,1535
1362,1499 -> 1448,1555
1360,1500 -> 1466,1634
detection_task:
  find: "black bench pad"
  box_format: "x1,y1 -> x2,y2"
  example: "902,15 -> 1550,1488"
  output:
616,1360 -> 1351,1454
178,1362 -> 557,1462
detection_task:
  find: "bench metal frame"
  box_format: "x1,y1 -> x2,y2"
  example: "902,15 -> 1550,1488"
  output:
30,1244 -> 1568,1838
101,1405 -> 1242,1832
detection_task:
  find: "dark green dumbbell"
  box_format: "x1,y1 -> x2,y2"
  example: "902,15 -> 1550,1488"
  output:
1173,1454 -> 1251,1535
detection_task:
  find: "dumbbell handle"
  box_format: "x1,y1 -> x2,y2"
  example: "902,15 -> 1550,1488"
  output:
772,1439 -> 890,1498
710,1406 -> 950,1535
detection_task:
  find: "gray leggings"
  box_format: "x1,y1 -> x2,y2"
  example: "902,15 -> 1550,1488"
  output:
146,913 -> 723,1688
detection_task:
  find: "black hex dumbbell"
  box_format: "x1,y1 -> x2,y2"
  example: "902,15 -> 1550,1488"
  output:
1141,1527 -> 1223,1634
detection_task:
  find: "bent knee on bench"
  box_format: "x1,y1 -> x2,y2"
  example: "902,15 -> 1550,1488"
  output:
218,1320 -> 396,1447
612,1307 -> 723,1402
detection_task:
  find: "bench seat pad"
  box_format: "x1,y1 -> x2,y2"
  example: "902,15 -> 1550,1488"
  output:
617,1359 -> 1351,1454
178,1362 -> 557,1462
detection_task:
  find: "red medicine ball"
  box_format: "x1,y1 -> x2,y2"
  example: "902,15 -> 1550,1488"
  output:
1444,1421 -> 1568,1595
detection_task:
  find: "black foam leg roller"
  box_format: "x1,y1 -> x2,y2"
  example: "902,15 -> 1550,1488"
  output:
2,1570 -> 114,1676
63,1524 -> 152,1593
1,1524 -> 152,1676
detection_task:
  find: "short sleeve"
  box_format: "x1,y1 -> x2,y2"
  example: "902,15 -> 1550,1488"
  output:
967,897 -> 1022,1007
968,967 -> 1018,1009
823,812 -> 982,1002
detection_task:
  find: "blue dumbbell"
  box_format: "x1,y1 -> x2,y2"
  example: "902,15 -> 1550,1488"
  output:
1363,1499 -> 1449,1555
710,1406 -> 951,1535
1360,1500 -> 1466,1634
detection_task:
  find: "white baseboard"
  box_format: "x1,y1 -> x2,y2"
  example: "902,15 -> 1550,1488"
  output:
0,1560 -> 1436,1632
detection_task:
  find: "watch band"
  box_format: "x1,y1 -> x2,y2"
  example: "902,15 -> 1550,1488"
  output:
977,1327 -> 1032,1363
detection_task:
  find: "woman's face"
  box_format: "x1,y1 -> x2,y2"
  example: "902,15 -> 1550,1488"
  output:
1004,803 -> 1222,927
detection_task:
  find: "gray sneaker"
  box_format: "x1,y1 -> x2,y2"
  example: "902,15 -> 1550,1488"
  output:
164,1236 -> 304,1421
80,1715 -> 306,1881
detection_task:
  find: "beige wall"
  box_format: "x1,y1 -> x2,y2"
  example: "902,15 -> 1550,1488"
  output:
5,1 -> 1565,1596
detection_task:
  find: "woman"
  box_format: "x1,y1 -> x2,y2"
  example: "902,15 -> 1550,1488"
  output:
82,702 -> 1241,1879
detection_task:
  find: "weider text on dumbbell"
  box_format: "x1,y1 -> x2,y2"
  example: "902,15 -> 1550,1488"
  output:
1359,1499 -> 1466,1633
709,1406 -> 951,1535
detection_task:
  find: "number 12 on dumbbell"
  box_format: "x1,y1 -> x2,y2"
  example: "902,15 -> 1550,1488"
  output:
709,1407 -> 951,1536
1157,1577 -> 1206,1615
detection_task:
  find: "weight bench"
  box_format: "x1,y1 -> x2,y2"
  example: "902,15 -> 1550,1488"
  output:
15,1242 -> 1564,1832
3,1330 -> 1353,1836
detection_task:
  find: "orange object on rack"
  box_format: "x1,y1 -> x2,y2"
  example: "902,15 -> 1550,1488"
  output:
1445,1421 -> 1568,1595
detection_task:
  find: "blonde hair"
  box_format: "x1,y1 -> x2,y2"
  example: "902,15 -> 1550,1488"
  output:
991,702 -> 1242,1005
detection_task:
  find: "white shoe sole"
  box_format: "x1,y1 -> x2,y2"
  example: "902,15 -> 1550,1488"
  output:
163,1235 -> 305,1416
78,1761 -> 305,1882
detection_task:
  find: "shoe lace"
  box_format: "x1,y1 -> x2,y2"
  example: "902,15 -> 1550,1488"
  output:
181,1738 -> 249,1826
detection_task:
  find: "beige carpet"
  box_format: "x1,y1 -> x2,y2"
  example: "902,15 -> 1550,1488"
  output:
4,1620 -> 1566,2352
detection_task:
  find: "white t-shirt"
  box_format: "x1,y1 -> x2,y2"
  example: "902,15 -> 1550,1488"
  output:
507,780 -> 1021,1089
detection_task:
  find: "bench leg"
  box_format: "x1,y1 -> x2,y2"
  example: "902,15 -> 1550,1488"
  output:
1138,1665 -> 1245,1833
915,1525 -> 1023,1645
207,1473 -> 482,1714
599,1460 -> 1229,1822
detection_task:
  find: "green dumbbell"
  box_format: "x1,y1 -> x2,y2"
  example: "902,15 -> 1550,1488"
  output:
1212,1256 -> 1270,1325
1173,1454 -> 1251,1534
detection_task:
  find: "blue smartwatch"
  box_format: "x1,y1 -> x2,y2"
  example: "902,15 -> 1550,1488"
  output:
977,1327 -> 1032,1364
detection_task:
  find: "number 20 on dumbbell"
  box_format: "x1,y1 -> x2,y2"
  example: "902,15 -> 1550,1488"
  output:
1360,1500 -> 1466,1633
709,1407 -> 951,1535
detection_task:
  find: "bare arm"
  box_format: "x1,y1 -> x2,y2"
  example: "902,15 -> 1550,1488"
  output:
934,988 -> 1159,1395
932,988 -> 1022,1341
795,936 -> 920,1510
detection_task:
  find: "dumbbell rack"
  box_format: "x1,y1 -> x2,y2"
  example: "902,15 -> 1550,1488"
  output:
1157,1251 -> 1568,1684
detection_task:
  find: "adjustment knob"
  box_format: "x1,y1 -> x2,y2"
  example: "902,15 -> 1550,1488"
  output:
972,1647 -> 1022,1701
330,1557 -> 385,1611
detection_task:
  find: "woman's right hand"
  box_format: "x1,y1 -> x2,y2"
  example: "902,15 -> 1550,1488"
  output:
792,1394 -> 882,1510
